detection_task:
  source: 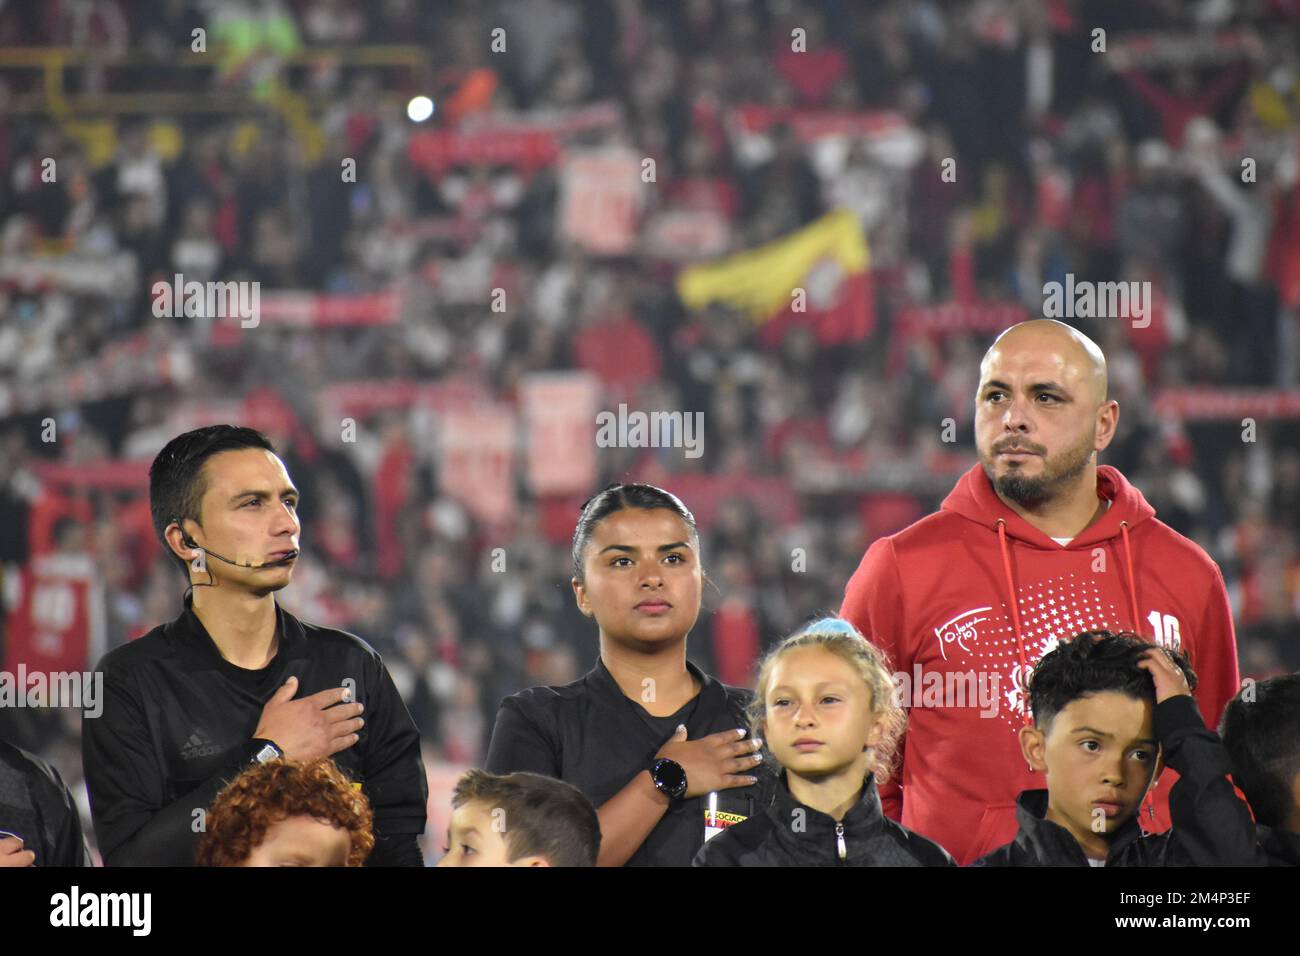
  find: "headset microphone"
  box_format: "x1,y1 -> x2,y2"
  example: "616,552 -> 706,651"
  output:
175,520 -> 298,569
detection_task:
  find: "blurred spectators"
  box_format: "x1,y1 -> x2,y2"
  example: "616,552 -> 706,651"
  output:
1,0 -> 1298,862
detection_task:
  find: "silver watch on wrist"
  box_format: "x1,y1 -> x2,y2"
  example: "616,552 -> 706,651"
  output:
249,739 -> 283,765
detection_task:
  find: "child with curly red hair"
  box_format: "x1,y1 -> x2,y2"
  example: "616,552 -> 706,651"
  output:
196,758 -> 375,867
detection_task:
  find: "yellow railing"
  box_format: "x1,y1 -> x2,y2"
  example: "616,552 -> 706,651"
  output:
0,44 -> 430,116
0,44 -> 429,66
0,45 -> 431,164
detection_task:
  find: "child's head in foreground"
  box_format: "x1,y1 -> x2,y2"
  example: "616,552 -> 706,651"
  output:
1219,673 -> 1300,834
1023,630 -> 1197,842
196,758 -> 374,867
749,617 -> 905,788
437,770 -> 600,867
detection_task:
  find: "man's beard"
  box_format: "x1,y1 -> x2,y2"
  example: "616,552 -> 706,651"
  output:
981,432 -> 1096,508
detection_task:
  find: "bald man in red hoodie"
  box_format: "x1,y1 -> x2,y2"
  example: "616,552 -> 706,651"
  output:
840,319 -> 1239,865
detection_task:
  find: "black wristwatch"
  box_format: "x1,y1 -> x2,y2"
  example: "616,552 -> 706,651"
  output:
247,739 -> 283,766
649,757 -> 688,801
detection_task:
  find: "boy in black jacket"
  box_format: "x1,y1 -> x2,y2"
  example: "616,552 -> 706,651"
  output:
973,630 -> 1259,867
1219,674 -> 1300,866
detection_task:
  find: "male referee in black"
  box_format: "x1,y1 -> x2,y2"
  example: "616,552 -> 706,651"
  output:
82,425 -> 428,865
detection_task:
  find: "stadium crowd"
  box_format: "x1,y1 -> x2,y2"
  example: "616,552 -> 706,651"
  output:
1,0 -> 1298,860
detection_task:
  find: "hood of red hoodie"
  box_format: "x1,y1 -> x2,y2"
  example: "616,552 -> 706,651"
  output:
940,463 -> 1156,549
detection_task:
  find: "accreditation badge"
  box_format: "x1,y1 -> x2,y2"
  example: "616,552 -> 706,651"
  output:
703,791 -> 747,842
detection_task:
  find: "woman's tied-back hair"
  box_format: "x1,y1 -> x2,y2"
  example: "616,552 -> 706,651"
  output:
195,757 -> 375,867
748,616 -> 906,785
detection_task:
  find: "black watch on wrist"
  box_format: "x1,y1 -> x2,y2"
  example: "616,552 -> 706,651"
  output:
247,739 -> 283,766
649,757 -> 688,801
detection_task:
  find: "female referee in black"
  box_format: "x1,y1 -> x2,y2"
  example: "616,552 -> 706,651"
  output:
484,483 -> 771,866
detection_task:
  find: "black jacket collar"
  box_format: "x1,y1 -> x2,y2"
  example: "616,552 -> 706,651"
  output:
1011,789 -> 1145,865
765,772 -> 886,864
588,655 -> 727,720
173,596 -> 303,669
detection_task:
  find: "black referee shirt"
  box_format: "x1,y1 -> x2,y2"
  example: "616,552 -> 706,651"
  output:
0,740 -> 91,867
82,597 -> 428,866
485,657 -> 775,867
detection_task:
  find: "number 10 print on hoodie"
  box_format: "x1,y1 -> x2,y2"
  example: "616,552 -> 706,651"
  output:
839,464 -> 1240,866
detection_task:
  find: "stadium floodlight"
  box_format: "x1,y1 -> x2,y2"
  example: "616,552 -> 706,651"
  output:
406,96 -> 435,123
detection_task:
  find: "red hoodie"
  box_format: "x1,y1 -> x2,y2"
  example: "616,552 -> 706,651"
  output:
840,463 -> 1239,865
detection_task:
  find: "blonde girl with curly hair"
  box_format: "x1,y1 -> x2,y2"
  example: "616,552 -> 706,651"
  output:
694,617 -> 956,866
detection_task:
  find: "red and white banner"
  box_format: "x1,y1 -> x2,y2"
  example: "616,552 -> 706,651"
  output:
408,127 -> 559,175
163,391 -> 298,440
643,208 -> 731,262
520,372 -> 599,496
27,460 -> 149,492
258,290 -> 402,327
407,102 -> 622,177
315,378 -> 492,424
1108,29 -> 1260,70
558,148 -> 644,256
896,301 -> 1032,336
730,105 -> 910,143
1153,388 -> 1300,421
209,291 -> 403,347
438,403 -> 516,526
888,300 -> 1032,374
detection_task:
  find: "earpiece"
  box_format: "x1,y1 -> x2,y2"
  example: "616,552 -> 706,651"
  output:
173,516 -> 205,561
172,516 -> 194,551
